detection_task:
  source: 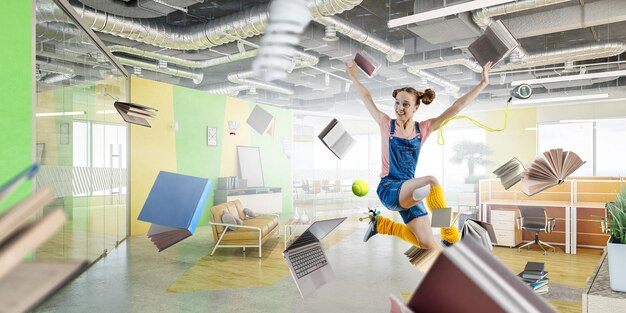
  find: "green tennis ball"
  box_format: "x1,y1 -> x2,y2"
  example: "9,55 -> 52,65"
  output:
352,179 -> 369,197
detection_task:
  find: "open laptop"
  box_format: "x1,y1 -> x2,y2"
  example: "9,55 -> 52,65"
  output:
283,217 -> 346,298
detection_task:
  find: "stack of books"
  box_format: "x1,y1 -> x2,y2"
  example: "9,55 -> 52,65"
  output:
518,261 -> 550,295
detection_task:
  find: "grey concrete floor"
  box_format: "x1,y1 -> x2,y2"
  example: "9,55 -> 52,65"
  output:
35,215 -> 427,313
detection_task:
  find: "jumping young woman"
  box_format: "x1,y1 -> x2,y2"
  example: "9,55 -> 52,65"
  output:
346,60 -> 492,249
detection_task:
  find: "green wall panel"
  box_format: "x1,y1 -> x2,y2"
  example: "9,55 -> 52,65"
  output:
249,103 -> 293,214
0,1 -> 32,212
173,86 -> 226,226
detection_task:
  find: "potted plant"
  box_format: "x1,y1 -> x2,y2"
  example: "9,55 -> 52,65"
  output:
606,190 -> 626,292
450,139 -> 492,193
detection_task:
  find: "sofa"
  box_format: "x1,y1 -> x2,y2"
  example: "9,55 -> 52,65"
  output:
209,200 -> 279,258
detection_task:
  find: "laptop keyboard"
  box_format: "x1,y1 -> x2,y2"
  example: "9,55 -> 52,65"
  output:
289,245 -> 327,279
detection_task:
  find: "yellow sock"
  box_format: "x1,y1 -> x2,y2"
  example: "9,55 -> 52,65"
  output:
425,185 -> 460,244
426,185 -> 447,209
376,216 -> 421,247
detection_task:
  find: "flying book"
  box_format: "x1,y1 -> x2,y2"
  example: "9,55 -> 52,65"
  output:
0,261 -> 87,313
318,118 -> 356,160
461,219 -> 497,250
404,245 -> 441,273
493,157 -> 525,190
246,105 -> 275,136
114,101 -> 158,128
354,51 -> 381,77
430,207 -> 459,228
0,165 -> 87,313
137,171 -> 212,252
395,238 -> 556,313
468,19 -> 519,67
520,148 -> 585,196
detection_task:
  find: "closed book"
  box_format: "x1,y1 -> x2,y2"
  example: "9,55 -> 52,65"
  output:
402,238 -> 555,313
138,171 -> 213,251
523,262 -> 545,274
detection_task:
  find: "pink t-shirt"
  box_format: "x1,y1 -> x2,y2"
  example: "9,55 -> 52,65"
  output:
379,114 -> 433,178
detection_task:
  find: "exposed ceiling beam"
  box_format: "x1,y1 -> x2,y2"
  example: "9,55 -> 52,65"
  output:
388,0 -> 518,28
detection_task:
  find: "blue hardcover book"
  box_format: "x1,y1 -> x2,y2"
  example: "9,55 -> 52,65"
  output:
138,171 -> 212,251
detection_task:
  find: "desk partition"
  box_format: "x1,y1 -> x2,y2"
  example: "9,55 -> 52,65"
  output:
479,178 -> 621,254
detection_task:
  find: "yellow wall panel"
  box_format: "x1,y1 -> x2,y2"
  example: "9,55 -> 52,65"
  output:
129,77 -> 177,236
486,107 -> 537,173
219,97 -> 252,177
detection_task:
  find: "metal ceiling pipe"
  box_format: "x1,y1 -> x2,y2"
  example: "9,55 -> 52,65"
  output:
42,73 -> 75,84
313,15 -> 405,62
109,45 -> 258,68
205,84 -> 250,96
37,61 -> 75,76
36,0 -> 363,51
405,53 -> 482,73
227,71 -> 294,95
406,67 -> 461,95
116,57 -> 203,84
473,0 -> 571,28
492,42 -> 626,72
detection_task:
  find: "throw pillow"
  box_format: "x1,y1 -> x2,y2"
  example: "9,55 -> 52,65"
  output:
243,207 -> 258,218
221,212 -> 237,231
234,215 -> 244,225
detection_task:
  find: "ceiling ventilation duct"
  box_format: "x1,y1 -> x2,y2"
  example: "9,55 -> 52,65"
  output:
37,0 -> 405,64
472,0 -> 571,29
116,56 -> 203,84
76,0 -> 202,18
108,45 -> 258,68
492,43 -> 626,72
406,0 -> 482,46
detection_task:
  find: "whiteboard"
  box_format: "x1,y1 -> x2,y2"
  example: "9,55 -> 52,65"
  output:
237,146 -> 264,188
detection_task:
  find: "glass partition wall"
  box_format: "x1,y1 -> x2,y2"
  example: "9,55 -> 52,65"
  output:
34,0 -> 129,262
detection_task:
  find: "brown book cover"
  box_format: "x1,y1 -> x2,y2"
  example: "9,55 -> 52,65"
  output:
405,238 -> 556,313
469,20 -> 519,67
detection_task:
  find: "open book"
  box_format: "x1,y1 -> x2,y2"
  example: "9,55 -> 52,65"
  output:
318,118 -> 356,160
493,157 -> 525,190
520,148 -> 585,196
138,171 -> 213,252
468,19 -> 519,67
461,219 -> 497,251
0,165 -> 87,313
246,105 -> 275,136
395,238 -> 556,313
114,101 -> 158,128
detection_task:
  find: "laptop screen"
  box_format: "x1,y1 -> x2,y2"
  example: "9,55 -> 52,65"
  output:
286,217 -> 346,251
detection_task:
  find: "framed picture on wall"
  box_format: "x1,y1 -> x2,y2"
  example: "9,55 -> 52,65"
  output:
60,123 -> 70,145
207,126 -> 217,146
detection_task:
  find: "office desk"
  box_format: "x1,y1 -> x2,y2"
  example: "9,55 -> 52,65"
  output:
481,199 -> 609,254
481,200 -> 572,253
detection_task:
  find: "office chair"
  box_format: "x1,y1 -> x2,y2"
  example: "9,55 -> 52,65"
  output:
517,206 -> 556,255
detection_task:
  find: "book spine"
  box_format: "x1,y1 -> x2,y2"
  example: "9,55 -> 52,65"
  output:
187,179 -> 212,234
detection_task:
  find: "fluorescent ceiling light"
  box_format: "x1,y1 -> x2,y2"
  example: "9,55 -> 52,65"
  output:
388,0 -> 517,28
511,70 -> 626,86
35,111 -> 86,117
559,118 -> 626,123
96,110 -> 117,115
511,93 -> 609,105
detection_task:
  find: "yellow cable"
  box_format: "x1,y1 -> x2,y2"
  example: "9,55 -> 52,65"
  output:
436,97 -> 511,145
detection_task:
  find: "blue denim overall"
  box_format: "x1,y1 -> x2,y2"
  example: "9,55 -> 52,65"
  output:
376,119 -> 429,223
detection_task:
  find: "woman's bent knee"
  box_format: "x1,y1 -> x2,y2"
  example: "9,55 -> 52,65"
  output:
419,239 -> 436,250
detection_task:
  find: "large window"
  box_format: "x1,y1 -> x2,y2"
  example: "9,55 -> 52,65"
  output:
596,120 -> 626,176
538,122 -> 593,176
